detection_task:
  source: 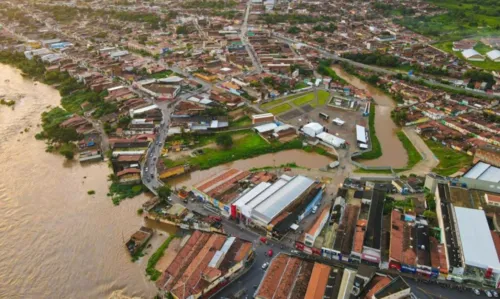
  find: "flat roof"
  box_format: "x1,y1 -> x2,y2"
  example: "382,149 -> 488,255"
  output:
253,175 -> 314,224
233,182 -> 272,210
254,122 -> 278,133
464,162 -> 500,183
455,207 -> 500,270
356,125 -> 367,143
364,188 -> 385,250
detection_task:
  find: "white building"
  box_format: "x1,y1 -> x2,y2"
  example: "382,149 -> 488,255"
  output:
302,122 -> 324,138
129,104 -> 159,117
356,125 -> 368,144
462,49 -> 485,61
316,132 -> 345,148
454,207 -> 500,286
486,50 -> 500,62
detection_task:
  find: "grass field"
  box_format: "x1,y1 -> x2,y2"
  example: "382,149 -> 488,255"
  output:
268,103 -> 293,115
230,115 -> 252,128
398,0 -> 500,41
434,41 -> 500,71
164,132 -> 304,170
396,131 -> 422,169
425,139 -> 473,176
261,93 -> 303,110
312,90 -> 331,107
292,92 -> 315,106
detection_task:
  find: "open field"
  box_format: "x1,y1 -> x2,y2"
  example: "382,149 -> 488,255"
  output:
434,41 -> 500,71
398,0 -> 500,41
164,132 -> 304,170
268,103 -> 293,115
425,140 -> 473,176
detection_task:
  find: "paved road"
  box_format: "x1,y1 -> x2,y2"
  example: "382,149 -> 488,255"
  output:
272,33 -> 499,99
399,127 -> 439,176
240,0 -> 263,73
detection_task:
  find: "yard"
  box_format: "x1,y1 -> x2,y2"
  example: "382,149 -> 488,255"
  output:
434,41 -> 500,71
425,140 -> 473,176
164,132 -> 303,170
150,70 -> 173,79
229,115 -> 252,128
268,103 -> 293,115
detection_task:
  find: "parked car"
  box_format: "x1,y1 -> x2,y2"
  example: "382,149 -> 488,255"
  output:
145,167 -> 149,172
261,262 -> 269,270
312,206 -> 318,214
267,249 -> 273,257
492,290 -> 498,298
486,290 -> 493,298
290,250 -> 300,255
473,289 -> 481,296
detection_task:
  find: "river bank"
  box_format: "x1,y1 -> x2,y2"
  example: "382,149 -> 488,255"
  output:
331,65 -> 408,168
0,64 -> 158,299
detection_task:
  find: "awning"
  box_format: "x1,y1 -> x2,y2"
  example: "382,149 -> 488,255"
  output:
290,224 -> 299,231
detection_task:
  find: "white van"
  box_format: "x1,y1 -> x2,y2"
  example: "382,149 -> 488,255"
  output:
312,206 -> 318,214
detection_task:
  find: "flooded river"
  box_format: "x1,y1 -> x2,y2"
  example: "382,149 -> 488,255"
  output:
331,65 -> 408,168
0,64 -> 159,299
0,64 -> 333,298
168,149 -> 333,187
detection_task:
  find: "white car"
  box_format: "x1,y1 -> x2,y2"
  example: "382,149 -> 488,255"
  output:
473,289 -> 481,296
492,290 -> 499,298
261,262 -> 269,270
486,290 -> 493,298
145,167 -> 149,172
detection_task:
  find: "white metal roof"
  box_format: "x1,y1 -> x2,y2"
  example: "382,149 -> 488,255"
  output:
487,50 -> 500,60
302,122 -> 324,137
332,118 -> 345,125
158,76 -> 183,83
356,125 -> 367,143
252,175 -> 314,224
477,166 -> 500,183
464,162 -> 493,179
462,49 -> 483,59
316,132 -> 345,148
252,113 -> 274,119
254,123 -> 278,133
233,182 -> 272,210
130,104 -> 158,116
454,207 -> 500,270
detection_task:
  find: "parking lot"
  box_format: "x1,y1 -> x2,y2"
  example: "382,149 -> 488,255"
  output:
282,101 -> 369,155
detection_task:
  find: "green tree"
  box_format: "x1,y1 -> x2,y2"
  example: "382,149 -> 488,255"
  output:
157,185 -> 172,202
216,134 -> 233,149
287,26 -> 300,34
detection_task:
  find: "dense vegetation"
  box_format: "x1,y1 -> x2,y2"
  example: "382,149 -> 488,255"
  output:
396,131 -> 422,169
146,235 -> 176,281
356,104 -> 382,160
0,51 -> 118,158
181,0 -> 237,9
396,0 -> 500,40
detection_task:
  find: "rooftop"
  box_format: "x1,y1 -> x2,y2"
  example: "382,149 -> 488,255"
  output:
463,162 -> 500,183
364,188 -> 385,250
454,207 -> 500,270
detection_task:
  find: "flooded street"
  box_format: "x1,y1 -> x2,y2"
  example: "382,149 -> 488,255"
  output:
0,64 -> 157,299
331,65 -> 408,168
167,149 -> 333,187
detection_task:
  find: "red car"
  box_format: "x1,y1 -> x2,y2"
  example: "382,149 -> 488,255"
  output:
267,249 -> 273,257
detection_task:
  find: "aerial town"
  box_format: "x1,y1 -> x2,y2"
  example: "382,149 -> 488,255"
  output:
0,0 -> 500,298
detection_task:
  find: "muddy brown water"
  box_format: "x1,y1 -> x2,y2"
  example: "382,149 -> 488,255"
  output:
167,149 -> 333,187
0,64 -> 161,299
331,65 -> 408,168
0,64 -> 333,298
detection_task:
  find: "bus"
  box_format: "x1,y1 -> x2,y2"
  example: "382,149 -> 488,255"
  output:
319,112 -> 330,120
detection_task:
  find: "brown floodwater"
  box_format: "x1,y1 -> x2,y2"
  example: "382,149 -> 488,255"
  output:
331,65 -> 408,168
167,149 -> 333,187
0,64 -> 160,299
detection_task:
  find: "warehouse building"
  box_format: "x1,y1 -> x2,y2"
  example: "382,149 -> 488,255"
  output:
454,207 -> 500,287
232,174 -> 316,228
460,162 -> 500,193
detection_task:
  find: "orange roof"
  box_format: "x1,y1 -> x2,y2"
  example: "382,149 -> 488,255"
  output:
116,168 -> 141,177
487,194 -> 500,203
234,242 -> 253,263
306,205 -> 331,237
353,219 -> 367,253
364,276 -> 391,299
304,263 -> 331,299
